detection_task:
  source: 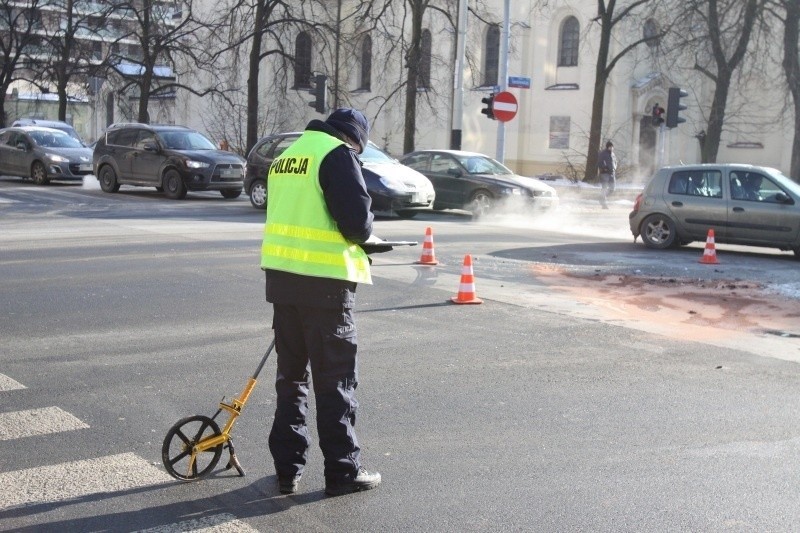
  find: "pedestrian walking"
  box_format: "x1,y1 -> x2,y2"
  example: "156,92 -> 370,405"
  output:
597,141 -> 617,209
261,108 -> 382,496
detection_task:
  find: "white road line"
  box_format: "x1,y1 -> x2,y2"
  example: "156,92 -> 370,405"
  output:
0,406 -> 89,441
133,513 -> 260,533
0,374 -> 26,391
0,452 -> 173,510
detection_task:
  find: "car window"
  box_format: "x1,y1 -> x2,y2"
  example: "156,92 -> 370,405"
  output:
401,153 -> 430,171
132,130 -> 157,150
668,170 -> 722,198
108,129 -> 139,147
0,130 -> 12,145
453,154 -> 512,175
430,154 -> 460,174
731,171 -> 784,203
360,143 -> 397,164
272,137 -> 297,159
28,130 -> 83,148
255,139 -> 277,158
157,131 -> 216,150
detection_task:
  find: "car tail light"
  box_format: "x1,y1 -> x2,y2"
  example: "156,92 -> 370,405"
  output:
632,193 -> 643,213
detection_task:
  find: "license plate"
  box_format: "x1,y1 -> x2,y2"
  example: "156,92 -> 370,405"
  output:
79,164 -> 92,172
411,193 -> 422,203
220,168 -> 242,178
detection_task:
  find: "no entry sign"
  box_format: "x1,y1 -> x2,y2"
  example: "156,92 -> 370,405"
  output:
492,91 -> 518,122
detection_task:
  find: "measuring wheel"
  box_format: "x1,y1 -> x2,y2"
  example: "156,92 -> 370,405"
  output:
162,415 -> 224,481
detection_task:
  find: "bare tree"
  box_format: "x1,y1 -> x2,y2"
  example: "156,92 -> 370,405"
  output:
582,0 -> 667,182
775,0 -> 800,178
110,0 -> 221,123
24,0 -> 117,122
677,0 -> 766,163
0,0 -> 43,126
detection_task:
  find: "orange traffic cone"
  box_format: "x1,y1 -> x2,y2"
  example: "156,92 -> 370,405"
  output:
450,254 -> 483,304
699,229 -> 719,264
415,226 -> 439,265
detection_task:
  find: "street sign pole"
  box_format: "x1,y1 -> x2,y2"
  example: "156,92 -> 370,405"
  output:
496,0 -> 510,163
450,0 -> 467,150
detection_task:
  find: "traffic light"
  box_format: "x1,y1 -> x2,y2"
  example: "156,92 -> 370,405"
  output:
309,74 -> 328,114
481,93 -> 495,120
666,87 -> 688,128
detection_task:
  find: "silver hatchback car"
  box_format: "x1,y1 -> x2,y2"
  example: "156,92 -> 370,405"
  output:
0,126 -> 94,185
629,164 -> 800,256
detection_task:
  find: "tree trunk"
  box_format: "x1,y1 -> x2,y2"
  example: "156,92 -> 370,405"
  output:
138,70 -> 153,123
403,2 -> 424,155
246,0 -> 265,155
784,0 -> 800,180
701,72 -> 730,163
583,11 -> 612,182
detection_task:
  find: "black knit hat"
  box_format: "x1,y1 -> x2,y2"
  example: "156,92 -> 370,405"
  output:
326,108 -> 370,153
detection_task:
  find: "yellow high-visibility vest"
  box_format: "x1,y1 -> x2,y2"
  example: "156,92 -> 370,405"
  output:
260,130 -> 372,284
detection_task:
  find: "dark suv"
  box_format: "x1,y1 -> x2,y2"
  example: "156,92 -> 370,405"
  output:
93,123 -> 245,199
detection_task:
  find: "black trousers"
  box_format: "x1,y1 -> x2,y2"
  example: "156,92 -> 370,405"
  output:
268,302 -> 361,482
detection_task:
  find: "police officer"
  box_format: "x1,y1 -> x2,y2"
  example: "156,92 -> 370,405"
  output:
261,108 -> 381,496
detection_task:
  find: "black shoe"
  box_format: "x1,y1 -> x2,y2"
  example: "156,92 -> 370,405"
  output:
278,474 -> 301,494
325,468 -> 381,496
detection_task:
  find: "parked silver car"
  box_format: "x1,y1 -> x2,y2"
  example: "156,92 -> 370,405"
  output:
0,126 -> 94,185
629,163 -> 800,256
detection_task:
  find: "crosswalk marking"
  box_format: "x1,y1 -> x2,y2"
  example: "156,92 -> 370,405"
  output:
0,406 -> 89,441
0,374 -> 26,391
134,513 -> 260,533
0,452 -> 173,510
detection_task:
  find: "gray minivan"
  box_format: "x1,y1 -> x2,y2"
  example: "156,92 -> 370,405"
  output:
629,163 -> 800,256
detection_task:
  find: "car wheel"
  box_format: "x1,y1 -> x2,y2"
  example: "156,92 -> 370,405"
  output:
99,165 -> 120,192
162,169 -> 187,199
467,189 -> 493,218
31,161 -> 49,185
249,180 -> 267,209
221,188 -> 242,199
395,210 -> 418,219
640,213 -> 678,249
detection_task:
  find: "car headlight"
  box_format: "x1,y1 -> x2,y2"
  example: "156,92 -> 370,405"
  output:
47,153 -> 69,163
185,160 -> 210,169
499,187 -> 523,195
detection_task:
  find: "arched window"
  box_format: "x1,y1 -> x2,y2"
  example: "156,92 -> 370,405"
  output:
360,35 -> 372,90
484,25 -> 500,87
419,29 -> 431,89
558,16 -> 579,67
643,19 -> 660,48
294,32 -> 312,88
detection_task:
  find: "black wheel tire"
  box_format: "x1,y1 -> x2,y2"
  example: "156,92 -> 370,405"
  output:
396,210 -> 418,219
161,415 -> 223,481
31,161 -> 49,185
163,169 -> 187,199
99,166 -> 120,192
640,214 -> 678,249
249,180 -> 267,209
467,189 -> 493,218
221,188 -> 242,199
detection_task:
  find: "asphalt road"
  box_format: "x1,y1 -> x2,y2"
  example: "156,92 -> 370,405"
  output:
2,178 -> 800,531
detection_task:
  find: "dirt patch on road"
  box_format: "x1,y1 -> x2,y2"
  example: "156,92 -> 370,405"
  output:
529,264 -> 800,343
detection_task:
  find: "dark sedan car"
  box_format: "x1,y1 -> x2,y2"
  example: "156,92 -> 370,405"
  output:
244,132 -> 435,218
399,149 -> 558,217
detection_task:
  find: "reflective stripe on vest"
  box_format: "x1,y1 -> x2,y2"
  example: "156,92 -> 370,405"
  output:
260,131 -> 372,284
